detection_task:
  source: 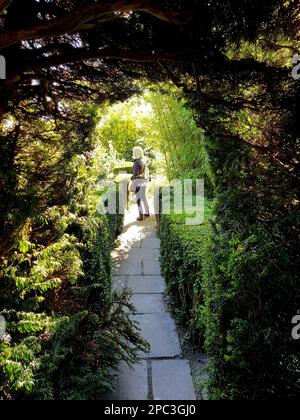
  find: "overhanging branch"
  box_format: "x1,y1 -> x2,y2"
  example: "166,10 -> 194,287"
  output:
33,48 -> 187,68
0,0 -> 13,15
2,48 -> 187,88
0,0 -> 192,50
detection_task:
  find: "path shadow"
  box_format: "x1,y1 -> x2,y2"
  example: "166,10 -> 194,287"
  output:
112,211 -> 158,268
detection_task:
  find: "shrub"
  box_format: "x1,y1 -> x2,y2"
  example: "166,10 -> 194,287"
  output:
161,190 -> 300,399
112,162 -> 133,176
201,219 -> 300,400
194,126 -> 300,400
0,211 -> 147,400
34,290 -> 148,400
0,101 -> 143,400
160,212 -> 212,344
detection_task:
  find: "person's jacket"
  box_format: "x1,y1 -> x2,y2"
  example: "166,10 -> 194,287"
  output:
132,159 -> 146,180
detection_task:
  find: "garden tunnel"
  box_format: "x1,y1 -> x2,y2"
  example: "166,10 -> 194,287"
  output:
0,0 -> 299,400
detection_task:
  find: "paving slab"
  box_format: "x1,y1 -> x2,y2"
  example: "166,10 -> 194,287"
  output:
112,275 -> 127,291
127,248 -> 160,261
112,361 -> 148,400
110,208 -> 196,401
132,313 -> 181,358
131,240 -> 142,248
143,260 -> 161,275
141,238 -> 161,249
130,294 -> 166,314
113,261 -> 143,276
152,359 -> 196,401
141,229 -> 158,238
127,276 -> 166,294
125,254 -> 159,267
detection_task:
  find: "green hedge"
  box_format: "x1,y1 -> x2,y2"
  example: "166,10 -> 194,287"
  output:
112,162 -> 133,176
160,213 -> 211,343
160,209 -> 300,399
201,221 -> 300,400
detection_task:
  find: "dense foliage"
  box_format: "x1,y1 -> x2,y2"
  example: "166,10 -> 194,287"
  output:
199,141 -> 300,400
96,99 -> 151,161
146,90 -> 214,190
0,99 -> 147,400
161,190 -> 300,399
1,0 -> 300,400
96,89 -> 214,192
160,212 -> 212,345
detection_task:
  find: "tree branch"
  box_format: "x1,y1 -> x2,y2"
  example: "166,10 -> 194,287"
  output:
0,0 -> 191,50
157,61 -> 194,93
2,48 -> 187,88
0,0 -> 13,15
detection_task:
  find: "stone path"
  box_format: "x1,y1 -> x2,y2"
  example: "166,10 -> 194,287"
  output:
109,209 -> 196,401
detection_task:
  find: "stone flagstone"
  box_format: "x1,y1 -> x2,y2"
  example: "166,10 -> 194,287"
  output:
132,313 -> 181,358
152,359 -> 196,400
112,275 -> 127,291
113,361 -> 148,400
113,261 -> 142,276
127,275 -> 165,294
109,207 -> 196,400
130,294 -> 166,314
143,260 -> 162,275
141,238 -> 161,249
125,249 -> 160,264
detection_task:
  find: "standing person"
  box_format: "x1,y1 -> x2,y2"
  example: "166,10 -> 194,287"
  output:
131,146 -> 150,221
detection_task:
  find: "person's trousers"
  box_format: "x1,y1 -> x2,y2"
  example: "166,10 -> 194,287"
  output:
136,185 -> 150,215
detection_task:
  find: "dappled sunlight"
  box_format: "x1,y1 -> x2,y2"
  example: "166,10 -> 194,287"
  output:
112,205 -> 158,267
1,0 -> 299,401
